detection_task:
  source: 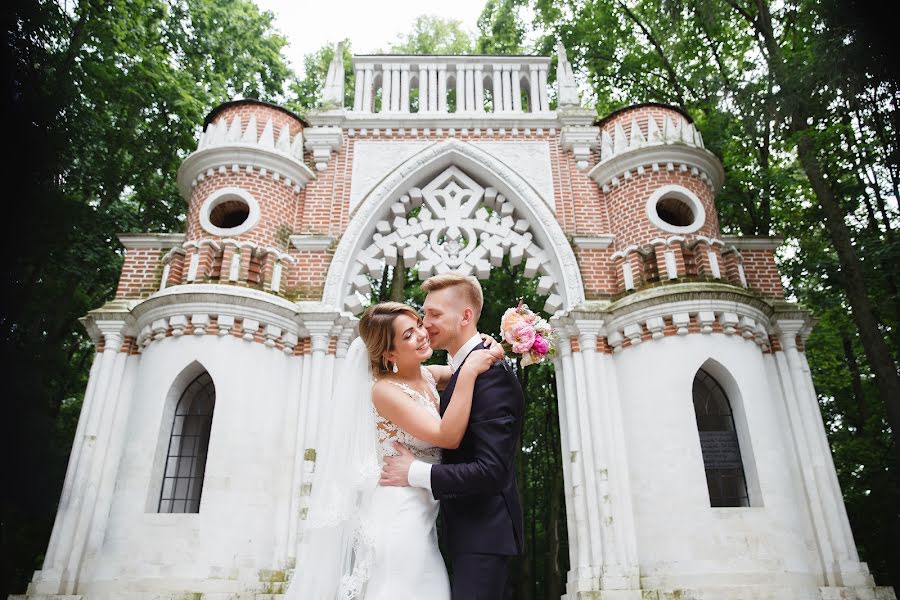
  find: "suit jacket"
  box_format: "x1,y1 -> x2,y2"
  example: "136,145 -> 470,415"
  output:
431,344 -> 525,556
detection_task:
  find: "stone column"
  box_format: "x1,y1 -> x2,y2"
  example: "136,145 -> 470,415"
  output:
362,66 -> 374,112
287,349 -> 313,562
772,319 -> 842,586
466,65 -> 476,111
353,68 -> 364,111
437,64 -> 447,112
502,66 -> 513,112
455,65 -> 465,112
474,65 -> 485,112
550,350 -> 580,590
399,65 -> 410,113
418,65 -> 429,112
382,65 -> 393,113
538,65 -> 549,114
428,67 -> 438,112
40,318 -> 130,594
511,64 -> 522,112
390,65 -> 401,112
39,349 -> 106,588
77,344 -> 139,587
775,320 -> 874,587
492,64 -> 503,112
556,335 -> 596,591
529,65 -> 541,112
575,318 -> 640,591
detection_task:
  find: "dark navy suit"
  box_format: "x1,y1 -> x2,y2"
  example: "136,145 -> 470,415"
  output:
432,344 -> 525,599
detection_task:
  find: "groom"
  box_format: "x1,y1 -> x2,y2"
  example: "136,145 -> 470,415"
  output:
380,273 -> 525,599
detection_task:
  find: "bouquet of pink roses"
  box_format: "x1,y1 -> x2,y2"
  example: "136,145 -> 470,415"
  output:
499,301 -> 555,366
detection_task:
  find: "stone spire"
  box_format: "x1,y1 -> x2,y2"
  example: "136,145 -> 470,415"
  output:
321,42 -> 345,108
556,42 -> 579,106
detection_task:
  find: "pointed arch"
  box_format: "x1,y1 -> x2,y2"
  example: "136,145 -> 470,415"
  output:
149,361 -> 217,514
691,358 -> 762,507
323,138 -> 584,313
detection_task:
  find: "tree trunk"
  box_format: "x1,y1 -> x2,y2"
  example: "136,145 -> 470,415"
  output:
795,132 -> 900,461
841,334 -> 868,433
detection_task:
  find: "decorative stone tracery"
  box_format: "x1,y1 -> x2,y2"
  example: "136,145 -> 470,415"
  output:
323,138 -> 585,315
345,165 -> 564,314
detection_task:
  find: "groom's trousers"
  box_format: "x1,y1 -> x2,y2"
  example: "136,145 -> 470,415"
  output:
450,553 -> 510,600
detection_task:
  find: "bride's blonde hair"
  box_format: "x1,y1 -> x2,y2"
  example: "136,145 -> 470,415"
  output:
358,302 -> 422,376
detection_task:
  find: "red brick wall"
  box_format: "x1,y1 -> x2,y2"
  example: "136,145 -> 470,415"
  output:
115,247 -> 165,298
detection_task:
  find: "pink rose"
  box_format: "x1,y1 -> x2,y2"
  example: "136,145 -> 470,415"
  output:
532,334 -> 550,355
501,307 -> 526,336
510,322 -> 536,354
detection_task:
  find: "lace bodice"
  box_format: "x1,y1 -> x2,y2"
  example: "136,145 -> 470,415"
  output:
374,366 -> 442,464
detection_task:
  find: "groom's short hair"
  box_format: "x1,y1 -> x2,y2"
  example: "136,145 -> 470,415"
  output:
422,273 -> 484,321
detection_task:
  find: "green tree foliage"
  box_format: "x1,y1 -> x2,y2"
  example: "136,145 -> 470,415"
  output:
2,0 -> 292,595
287,39 -> 354,115
476,0 -> 527,54
389,15 -> 475,55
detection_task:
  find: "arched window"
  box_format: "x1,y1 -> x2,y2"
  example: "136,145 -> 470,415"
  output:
158,371 -> 215,513
692,368 -> 750,507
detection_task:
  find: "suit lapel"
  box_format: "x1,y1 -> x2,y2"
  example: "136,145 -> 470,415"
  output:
439,342 -> 487,415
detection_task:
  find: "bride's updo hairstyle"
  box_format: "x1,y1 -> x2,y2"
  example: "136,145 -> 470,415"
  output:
358,302 -> 422,376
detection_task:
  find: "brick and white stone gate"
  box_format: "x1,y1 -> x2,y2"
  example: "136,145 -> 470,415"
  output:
12,47 -> 895,600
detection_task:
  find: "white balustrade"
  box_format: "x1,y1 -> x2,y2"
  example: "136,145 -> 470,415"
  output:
350,56 -> 553,116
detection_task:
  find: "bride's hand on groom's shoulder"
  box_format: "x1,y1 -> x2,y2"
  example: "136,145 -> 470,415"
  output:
463,347 -> 502,376
481,334 -> 506,363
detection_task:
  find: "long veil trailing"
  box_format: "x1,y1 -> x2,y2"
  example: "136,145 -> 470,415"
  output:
286,336 -> 381,599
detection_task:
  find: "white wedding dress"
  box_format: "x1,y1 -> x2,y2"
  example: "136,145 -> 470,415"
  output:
288,345 -> 450,600
360,367 -> 451,599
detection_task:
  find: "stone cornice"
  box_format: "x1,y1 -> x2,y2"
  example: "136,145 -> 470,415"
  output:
586,144 -> 725,192
176,144 -> 316,201
289,234 -> 335,251
117,233 -> 186,249
335,111 -> 561,131
572,235 -> 615,250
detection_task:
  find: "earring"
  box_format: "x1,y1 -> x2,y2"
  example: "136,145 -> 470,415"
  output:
392,361 -> 399,373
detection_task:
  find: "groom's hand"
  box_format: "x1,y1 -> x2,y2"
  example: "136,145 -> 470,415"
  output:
379,442 -> 415,487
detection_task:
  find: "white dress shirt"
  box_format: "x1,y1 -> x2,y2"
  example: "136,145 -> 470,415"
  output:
407,332 -> 483,493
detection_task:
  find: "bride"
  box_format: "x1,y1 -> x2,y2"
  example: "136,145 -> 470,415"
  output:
286,301 -> 503,599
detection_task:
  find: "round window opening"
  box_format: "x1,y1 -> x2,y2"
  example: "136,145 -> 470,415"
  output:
645,184 -> 706,234
656,196 -> 695,227
209,199 -> 250,229
199,187 -> 261,237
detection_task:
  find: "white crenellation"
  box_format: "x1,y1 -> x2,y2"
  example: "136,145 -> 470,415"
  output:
179,114 -> 314,199
587,113 -> 725,192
